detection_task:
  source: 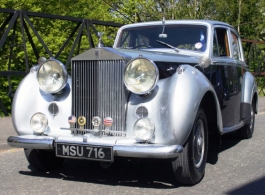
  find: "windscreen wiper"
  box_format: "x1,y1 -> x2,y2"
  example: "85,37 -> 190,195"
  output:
156,40 -> 179,52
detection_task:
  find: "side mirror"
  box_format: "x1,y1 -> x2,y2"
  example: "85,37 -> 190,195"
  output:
198,56 -> 211,68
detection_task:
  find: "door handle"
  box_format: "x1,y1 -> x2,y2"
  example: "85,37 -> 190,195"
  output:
211,60 -> 219,64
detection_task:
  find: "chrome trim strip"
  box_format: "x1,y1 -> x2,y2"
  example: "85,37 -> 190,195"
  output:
60,127 -> 126,135
222,121 -> 245,134
113,144 -> 183,158
7,135 -> 54,149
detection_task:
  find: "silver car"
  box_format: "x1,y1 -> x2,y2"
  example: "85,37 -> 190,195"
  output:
7,20 -> 258,185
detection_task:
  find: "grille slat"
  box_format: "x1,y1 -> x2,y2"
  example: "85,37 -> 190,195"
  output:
72,59 -> 126,135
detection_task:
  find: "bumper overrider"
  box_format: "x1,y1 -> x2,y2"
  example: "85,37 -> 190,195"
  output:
7,135 -> 183,160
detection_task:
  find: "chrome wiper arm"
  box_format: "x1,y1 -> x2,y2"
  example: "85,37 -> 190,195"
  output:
156,40 -> 179,52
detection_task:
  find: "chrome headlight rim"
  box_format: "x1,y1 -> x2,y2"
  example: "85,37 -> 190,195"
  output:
30,112 -> 48,135
133,117 -> 155,141
124,57 -> 159,95
37,58 -> 68,94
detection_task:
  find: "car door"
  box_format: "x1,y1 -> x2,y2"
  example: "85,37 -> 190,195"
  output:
211,26 -> 243,128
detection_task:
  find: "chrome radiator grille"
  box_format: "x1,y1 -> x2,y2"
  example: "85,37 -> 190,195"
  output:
71,59 -> 126,134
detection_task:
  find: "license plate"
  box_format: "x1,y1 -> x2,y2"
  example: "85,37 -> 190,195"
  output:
56,143 -> 113,162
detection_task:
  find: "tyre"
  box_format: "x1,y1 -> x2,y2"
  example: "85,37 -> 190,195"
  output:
172,108 -> 208,185
237,102 -> 255,139
24,148 -> 64,171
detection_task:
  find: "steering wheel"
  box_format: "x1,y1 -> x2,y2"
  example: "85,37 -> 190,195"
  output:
133,45 -> 153,49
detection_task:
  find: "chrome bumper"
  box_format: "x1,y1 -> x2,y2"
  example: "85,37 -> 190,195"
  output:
7,135 -> 183,159
7,135 -> 54,149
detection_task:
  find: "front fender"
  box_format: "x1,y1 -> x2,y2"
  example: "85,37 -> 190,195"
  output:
126,65 -> 222,146
12,71 -> 72,136
168,65 -> 222,145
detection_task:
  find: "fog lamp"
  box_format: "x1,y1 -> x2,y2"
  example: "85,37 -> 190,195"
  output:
133,118 -> 155,141
30,113 -> 48,134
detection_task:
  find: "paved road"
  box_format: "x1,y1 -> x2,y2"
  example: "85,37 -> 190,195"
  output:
0,117 -> 15,151
0,110 -> 265,194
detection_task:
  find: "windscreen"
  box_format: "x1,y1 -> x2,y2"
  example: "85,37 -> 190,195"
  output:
117,24 -> 207,52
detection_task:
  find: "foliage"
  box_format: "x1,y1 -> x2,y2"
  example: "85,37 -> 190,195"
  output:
1,0 -> 265,116
0,0 -> 120,116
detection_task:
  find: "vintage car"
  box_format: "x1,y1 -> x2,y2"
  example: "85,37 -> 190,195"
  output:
7,20 -> 258,185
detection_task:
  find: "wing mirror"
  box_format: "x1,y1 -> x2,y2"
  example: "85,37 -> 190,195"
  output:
198,56 -> 211,68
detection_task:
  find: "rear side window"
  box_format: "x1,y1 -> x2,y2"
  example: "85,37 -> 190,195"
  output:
213,28 -> 230,57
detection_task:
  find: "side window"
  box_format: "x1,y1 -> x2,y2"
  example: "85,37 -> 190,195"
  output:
213,30 -> 219,56
230,31 -> 242,60
213,28 -> 230,57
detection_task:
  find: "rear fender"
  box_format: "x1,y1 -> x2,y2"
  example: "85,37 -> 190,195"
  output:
241,72 -> 258,114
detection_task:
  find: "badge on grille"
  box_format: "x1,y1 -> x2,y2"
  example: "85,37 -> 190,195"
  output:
92,116 -> 101,129
78,116 -> 86,130
104,117 -> 113,127
104,117 -> 113,135
68,115 -> 76,130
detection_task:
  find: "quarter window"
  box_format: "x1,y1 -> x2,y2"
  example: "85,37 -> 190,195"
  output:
230,31 -> 242,60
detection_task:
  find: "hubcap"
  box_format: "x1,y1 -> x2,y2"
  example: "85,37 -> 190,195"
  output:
193,119 -> 205,168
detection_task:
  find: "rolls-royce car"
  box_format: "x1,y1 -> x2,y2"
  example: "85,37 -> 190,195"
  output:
7,20 -> 258,185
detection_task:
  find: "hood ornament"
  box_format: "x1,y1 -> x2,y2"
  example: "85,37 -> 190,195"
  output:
162,16 -> 165,25
97,32 -> 105,48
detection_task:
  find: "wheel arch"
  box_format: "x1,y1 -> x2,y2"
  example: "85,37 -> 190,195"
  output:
199,91 -> 222,135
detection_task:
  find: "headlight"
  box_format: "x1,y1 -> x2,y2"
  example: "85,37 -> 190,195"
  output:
30,113 -> 48,134
124,58 -> 159,94
133,118 -> 155,141
37,59 -> 68,93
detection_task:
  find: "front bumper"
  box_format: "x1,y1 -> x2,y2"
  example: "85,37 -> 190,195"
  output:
7,135 -> 183,159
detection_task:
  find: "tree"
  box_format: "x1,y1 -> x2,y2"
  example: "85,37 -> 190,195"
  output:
0,0 -> 120,116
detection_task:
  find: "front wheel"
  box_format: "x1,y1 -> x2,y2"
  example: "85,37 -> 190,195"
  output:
172,108 -> 208,185
24,148 -> 65,171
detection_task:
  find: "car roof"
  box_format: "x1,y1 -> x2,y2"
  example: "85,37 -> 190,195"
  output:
120,20 -> 234,30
